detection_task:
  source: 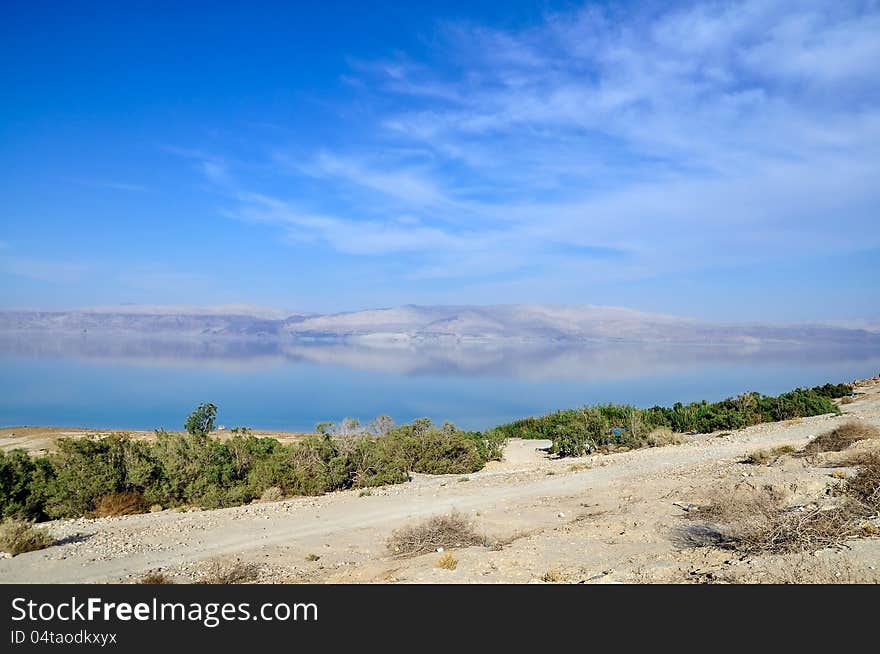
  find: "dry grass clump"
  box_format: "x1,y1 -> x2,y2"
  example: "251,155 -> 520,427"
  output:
0,518 -> 54,556
541,569 -> 566,583
198,559 -> 261,584
647,427 -> 684,447
387,511 -> 484,558
436,552 -> 458,570
92,491 -> 149,517
684,484 -> 864,555
744,445 -> 796,465
802,422 -> 880,455
842,453 -> 880,513
678,452 -> 880,554
259,486 -> 284,502
139,571 -> 174,584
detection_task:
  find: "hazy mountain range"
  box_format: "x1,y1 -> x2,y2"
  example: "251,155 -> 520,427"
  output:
1,304 -> 878,346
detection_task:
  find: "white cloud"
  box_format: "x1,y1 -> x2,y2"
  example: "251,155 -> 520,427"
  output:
217,1 -> 880,283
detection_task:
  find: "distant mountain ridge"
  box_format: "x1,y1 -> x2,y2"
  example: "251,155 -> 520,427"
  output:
1,304 -> 878,346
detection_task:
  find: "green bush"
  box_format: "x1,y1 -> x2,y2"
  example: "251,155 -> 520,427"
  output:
43,435 -> 129,518
389,419 -> 485,474
495,383 -> 844,458
0,449 -> 48,520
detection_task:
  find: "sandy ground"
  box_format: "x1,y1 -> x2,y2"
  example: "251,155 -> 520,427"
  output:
2,378 -> 879,584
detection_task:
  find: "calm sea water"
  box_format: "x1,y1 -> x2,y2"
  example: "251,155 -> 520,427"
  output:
1,336 -> 878,432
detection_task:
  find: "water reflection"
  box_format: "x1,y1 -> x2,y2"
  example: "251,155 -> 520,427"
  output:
1,332 -> 878,380
2,333 -> 878,431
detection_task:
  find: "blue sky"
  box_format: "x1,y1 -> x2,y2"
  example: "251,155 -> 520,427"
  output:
2,0 -> 879,321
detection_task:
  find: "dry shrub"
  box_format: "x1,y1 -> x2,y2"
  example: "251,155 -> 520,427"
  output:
843,453 -> 880,512
745,445 -> 796,465
745,450 -> 773,465
198,559 -> 261,584
0,519 -> 54,556
689,483 -> 787,525
840,397 -> 854,405
139,571 -> 174,584
541,569 -> 566,583
260,486 -> 284,503
92,491 -> 149,517
686,484 -> 863,555
387,511 -> 484,558
802,422 -> 880,455
436,552 -> 458,570
647,428 -> 684,447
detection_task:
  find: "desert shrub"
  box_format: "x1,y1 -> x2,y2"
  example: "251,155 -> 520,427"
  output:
139,571 -> 174,584
811,383 -> 853,399
387,511 -> 484,558
470,428 -> 507,462
0,449 -> 50,520
259,486 -> 283,502
802,422 -> 880,455
335,433 -> 409,488
436,552 -> 458,570
198,559 -> 260,584
550,423 -> 592,457
389,420 -> 484,475
0,518 -> 54,555
685,485 -> 864,555
843,453 -> 880,512
92,491 -> 149,517
646,427 -> 684,447
745,445 -> 796,465
541,569 -> 566,583
495,382 -> 845,457
42,435 -> 131,518
745,450 -> 774,465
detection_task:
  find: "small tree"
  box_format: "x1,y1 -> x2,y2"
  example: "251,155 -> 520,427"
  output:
185,403 -> 218,438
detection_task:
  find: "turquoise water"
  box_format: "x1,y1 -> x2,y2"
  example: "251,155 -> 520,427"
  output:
1,337 -> 878,432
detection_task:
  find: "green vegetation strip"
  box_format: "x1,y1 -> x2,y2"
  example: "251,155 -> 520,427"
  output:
493,382 -> 852,456
0,383 -> 852,523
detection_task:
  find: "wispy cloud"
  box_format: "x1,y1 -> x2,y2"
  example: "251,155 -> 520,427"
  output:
68,178 -> 150,193
194,1 -> 880,285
